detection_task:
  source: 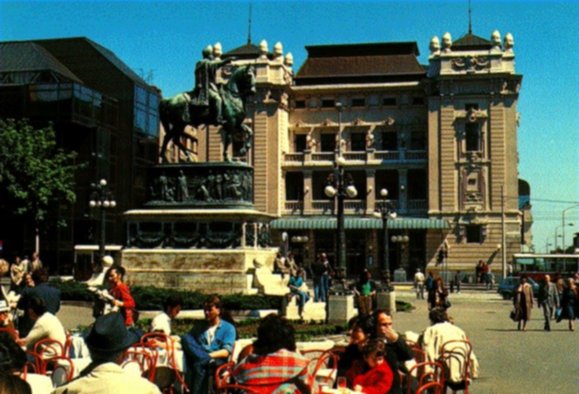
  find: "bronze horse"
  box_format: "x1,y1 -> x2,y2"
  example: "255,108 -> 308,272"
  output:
159,65 -> 256,162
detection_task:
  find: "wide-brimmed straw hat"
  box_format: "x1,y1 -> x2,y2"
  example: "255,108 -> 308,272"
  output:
85,313 -> 139,353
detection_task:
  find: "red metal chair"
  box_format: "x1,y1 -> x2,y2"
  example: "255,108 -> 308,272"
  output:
308,349 -> 338,388
42,355 -> 75,386
406,361 -> 445,394
416,380 -> 444,394
122,344 -> 158,383
214,361 -> 236,392
33,337 -> 65,358
438,339 -> 473,394
140,332 -> 188,393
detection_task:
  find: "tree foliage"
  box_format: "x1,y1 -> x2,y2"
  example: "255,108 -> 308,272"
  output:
0,118 -> 80,226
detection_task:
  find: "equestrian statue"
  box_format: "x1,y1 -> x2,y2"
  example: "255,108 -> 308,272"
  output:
159,45 -> 256,162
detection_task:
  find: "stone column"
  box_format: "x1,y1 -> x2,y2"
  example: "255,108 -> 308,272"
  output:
303,170 -> 313,214
241,222 -> 247,248
366,169 -> 376,214
253,223 -> 259,248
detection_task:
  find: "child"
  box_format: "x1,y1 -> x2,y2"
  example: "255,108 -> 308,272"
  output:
353,339 -> 393,394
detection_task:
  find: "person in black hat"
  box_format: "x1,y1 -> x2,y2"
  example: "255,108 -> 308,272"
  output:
52,312 -> 160,394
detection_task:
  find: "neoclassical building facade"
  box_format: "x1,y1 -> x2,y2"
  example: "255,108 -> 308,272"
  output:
175,29 -> 527,280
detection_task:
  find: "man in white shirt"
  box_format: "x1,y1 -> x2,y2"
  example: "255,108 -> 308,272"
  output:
421,308 -> 479,391
52,312 -> 160,394
150,295 -> 183,336
17,296 -> 66,356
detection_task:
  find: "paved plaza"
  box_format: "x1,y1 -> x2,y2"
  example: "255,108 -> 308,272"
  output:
53,286 -> 579,394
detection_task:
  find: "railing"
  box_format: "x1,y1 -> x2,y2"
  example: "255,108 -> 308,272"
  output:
343,152 -> 366,161
284,201 -> 304,214
284,153 -> 304,162
406,150 -> 427,160
375,200 -> 399,211
311,152 -> 335,161
407,199 -> 427,211
312,200 -> 334,213
344,200 -> 366,213
374,151 -> 399,160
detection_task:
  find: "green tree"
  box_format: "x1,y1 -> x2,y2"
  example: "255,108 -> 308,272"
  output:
0,118 -> 80,249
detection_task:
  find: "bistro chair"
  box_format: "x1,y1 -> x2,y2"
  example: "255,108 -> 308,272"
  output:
140,332 -> 188,393
438,339 -> 473,394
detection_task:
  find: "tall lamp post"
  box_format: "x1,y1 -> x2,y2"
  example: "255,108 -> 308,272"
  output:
89,179 -> 116,272
555,223 -> 574,250
562,204 -> 579,251
375,188 -> 397,290
324,102 -> 357,285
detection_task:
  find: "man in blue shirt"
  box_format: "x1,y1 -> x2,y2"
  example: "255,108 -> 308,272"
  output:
181,295 -> 236,394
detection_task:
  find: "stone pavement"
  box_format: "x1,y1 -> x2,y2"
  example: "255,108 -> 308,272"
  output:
47,287 -> 579,394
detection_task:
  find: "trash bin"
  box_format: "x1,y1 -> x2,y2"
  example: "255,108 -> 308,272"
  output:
394,268 -> 407,282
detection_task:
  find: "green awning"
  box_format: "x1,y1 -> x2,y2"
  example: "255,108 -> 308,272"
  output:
269,217 -> 449,230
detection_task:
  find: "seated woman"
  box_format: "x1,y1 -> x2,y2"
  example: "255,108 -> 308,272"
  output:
288,268 -> 309,318
233,314 -> 310,393
352,339 -> 394,394
337,316 -> 372,386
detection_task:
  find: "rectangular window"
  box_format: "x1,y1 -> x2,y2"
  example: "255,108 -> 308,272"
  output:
350,133 -> 366,151
383,97 -> 397,106
465,123 -> 481,151
407,169 -> 427,199
320,134 -> 335,152
313,171 -> 333,200
285,172 -> 304,200
466,225 -> 482,243
295,100 -> 306,109
321,99 -> 335,108
381,132 -> 397,150
465,103 -> 479,111
375,170 -> 399,200
409,131 -> 426,150
412,97 -> 425,105
351,98 -> 365,107
294,134 -> 307,152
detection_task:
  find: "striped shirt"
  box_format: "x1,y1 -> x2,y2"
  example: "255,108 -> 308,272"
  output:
233,349 -> 310,393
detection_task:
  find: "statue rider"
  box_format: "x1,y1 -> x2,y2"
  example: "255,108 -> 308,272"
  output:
192,45 -> 233,125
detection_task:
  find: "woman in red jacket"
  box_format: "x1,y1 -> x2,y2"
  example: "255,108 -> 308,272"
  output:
353,339 -> 393,394
106,265 -> 136,326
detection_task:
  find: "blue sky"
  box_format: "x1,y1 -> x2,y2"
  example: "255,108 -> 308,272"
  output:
1,0 -> 577,252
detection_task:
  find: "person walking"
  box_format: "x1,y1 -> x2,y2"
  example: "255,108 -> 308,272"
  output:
557,278 -> 577,331
454,270 -> 462,293
312,253 -> 332,302
414,269 -> 425,299
513,275 -> 533,331
538,274 -> 559,331
426,271 -> 436,309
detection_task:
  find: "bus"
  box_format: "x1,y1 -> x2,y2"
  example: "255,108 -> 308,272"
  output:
512,253 -> 579,282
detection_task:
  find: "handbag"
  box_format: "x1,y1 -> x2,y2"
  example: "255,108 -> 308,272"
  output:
510,309 -> 518,321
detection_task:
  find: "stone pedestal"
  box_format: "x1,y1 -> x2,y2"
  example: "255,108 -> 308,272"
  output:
327,294 -> 356,324
376,291 -> 396,314
121,247 -> 277,294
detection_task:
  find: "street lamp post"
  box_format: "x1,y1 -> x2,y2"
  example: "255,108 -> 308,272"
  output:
89,179 -> 116,272
324,102 -> 357,286
555,223 -> 574,250
376,188 -> 397,291
562,204 -> 579,251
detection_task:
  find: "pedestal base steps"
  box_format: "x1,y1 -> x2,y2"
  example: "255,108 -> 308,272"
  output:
121,248 -> 278,295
